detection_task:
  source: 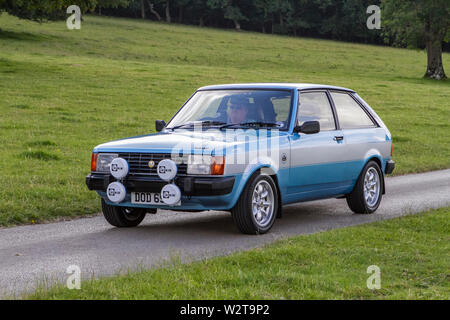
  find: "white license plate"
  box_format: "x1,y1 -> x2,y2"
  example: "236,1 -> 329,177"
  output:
131,192 -> 180,206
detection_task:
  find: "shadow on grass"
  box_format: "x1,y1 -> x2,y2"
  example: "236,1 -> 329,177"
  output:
0,29 -> 53,41
388,75 -> 449,86
0,56 -> 63,75
19,150 -> 60,161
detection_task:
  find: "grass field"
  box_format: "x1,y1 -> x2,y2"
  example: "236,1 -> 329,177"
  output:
27,207 -> 449,299
0,14 -> 449,226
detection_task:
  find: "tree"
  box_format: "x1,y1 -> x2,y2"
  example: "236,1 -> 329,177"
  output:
285,0 -> 318,36
310,0 -> 382,42
188,0 -> 217,26
174,0 -> 190,23
146,1 -> 162,20
143,0 -> 170,22
164,0 -> 171,23
253,0 -> 273,32
0,0 -> 97,22
97,0 -> 130,15
254,0 -> 291,34
207,0 -> 248,30
382,0 -> 449,80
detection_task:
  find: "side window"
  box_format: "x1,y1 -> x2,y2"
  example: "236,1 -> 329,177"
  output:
297,92 -> 336,131
331,92 -> 375,129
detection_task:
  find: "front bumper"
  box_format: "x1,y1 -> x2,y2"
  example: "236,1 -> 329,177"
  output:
86,173 -> 235,196
385,160 -> 395,174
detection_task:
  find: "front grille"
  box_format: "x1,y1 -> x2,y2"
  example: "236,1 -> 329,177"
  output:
118,153 -> 187,176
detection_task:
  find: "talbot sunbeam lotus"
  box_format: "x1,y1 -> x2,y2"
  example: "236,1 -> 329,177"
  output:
86,83 -> 395,234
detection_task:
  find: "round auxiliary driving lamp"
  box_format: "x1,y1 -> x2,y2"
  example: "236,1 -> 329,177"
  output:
106,157 -> 129,203
157,159 -> 181,206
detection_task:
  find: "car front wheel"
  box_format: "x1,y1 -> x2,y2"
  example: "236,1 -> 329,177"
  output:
346,160 -> 383,214
101,199 -> 146,227
231,173 -> 279,234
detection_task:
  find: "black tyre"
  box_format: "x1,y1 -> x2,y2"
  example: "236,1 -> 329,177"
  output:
101,199 -> 146,227
231,173 -> 279,234
346,160 -> 383,214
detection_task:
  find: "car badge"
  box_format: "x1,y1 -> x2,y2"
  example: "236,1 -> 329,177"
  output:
148,160 -> 155,168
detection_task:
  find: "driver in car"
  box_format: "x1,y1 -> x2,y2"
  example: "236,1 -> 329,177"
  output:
228,96 -> 264,124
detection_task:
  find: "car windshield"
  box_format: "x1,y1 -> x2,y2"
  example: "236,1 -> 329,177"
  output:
166,90 -> 293,130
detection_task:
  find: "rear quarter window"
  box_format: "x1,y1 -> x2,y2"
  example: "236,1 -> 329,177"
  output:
331,92 -> 375,129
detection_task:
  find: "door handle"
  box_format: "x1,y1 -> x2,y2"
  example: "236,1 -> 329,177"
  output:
333,136 -> 344,142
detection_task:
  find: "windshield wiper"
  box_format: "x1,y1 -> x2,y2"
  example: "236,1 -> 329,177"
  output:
170,120 -> 227,130
219,121 -> 280,130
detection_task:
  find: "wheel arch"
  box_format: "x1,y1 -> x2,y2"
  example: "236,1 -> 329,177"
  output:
232,164 -> 283,216
365,156 -> 386,195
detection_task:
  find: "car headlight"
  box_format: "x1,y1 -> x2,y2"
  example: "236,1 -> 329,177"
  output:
187,155 -> 225,175
92,153 -> 118,172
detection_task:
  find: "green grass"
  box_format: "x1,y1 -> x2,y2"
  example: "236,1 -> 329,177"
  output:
27,207 -> 450,299
0,14 -> 449,226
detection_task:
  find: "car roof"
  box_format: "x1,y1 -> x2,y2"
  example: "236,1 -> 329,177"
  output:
198,83 -> 355,92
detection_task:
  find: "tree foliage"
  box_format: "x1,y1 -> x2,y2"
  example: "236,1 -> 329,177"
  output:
98,0 -> 131,10
0,0 -> 97,21
1,0 -> 449,73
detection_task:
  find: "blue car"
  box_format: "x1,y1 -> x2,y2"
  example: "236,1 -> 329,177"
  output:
86,83 -> 395,234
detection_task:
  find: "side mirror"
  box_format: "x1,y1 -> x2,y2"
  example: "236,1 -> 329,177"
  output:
294,121 -> 320,134
155,120 -> 166,132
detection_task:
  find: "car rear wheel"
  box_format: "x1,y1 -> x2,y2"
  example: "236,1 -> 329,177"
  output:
346,160 -> 383,214
231,173 -> 278,234
101,199 -> 146,227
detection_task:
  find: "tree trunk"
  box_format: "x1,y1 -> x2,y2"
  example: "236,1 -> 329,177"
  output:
233,19 -> 241,31
199,16 -> 204,27
165,1 -> 171,23
147,1 -> 161,21
140,0 -> 146,19
271,14 -> 274,34
424,38 -> 447,80
178,6 -> 183,23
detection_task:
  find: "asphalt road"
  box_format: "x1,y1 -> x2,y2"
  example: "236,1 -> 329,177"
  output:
1,169 -> 449,298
